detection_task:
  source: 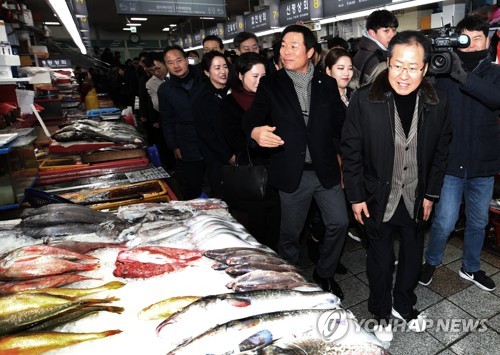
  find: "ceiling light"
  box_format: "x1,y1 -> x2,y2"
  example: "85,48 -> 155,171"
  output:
162,27 -> 170,31
47,0 -> 86,54
386,0 -> 442,11
126,23 -> 141,26
131,17 -> 148,21
200,17 -> 214,20
44,21 -> 60,26
123,27 -> 132,31
170,24 -> 177,27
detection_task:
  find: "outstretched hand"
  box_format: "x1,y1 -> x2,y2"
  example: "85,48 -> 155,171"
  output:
251,126 -> 285,148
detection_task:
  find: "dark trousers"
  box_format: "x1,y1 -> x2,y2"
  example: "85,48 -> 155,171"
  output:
279,171 -> 348,277
178,159 -> 205,200
228,188 -> 281,251
366,198 -> 424,318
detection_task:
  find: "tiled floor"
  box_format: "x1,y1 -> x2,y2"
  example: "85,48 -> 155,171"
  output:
299,230 -> 500,355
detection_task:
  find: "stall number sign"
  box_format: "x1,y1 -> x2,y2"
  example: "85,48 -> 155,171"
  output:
40,59 -> 71,68
225,16 -> 243,39
279,0 -> 323,26
193,32 -> 203,46
324,0 -> 390,16
245,9 -> 270,32
205,24 -> 224,38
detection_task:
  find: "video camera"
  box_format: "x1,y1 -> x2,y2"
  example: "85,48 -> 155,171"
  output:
427,27 -> 470,75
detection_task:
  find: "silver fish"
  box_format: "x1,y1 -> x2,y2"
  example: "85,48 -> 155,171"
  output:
226,270 -> 310,292
157,290 -> 341,349
166,308 -> 342,355
225,262 -> 297,276
259,339 -> 389,355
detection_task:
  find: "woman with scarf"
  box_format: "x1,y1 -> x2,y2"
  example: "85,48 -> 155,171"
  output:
192,51 -> 233,198
220,52 -> 280,250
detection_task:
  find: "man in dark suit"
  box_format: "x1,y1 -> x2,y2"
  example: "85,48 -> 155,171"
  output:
243,25 -> 348,300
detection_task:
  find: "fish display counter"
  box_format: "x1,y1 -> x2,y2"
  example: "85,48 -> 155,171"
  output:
0,200 -> 387,354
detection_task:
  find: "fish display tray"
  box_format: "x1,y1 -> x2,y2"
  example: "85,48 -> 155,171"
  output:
35,163 -> 151,186
48,141 -> 120,154
38,157 -> 150,177
59,179 -> 172,210
39,157 -> 90,171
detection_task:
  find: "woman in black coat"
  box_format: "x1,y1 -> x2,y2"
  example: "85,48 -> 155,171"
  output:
219,52 -> 279,250
192,51 -> 233,198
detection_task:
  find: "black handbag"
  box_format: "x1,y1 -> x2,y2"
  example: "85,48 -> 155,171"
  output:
222,148 -> 268,201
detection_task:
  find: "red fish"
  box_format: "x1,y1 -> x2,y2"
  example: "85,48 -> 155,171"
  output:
113,246 -> 201,279
0,274 -> 94,295
0,257 -> 99,281
1,245 -> 97,262
43,239 -> 127,255
0,245 -> 99,281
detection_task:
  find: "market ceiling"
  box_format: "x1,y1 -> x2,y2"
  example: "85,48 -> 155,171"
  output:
21,0 -> 261,35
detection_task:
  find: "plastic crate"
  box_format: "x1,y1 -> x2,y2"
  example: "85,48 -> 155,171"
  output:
86,108 -> 119,118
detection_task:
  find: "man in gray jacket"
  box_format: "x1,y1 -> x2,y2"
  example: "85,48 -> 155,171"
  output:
353,9 -> 398,86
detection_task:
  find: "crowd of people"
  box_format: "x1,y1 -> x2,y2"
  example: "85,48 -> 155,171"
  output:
76,9 -> 499,343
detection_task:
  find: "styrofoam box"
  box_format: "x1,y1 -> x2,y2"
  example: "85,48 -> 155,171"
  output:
0,65 -> 12,79
0,21 -> 7,42
0,55 -> 20,66
27,71 -> 51,84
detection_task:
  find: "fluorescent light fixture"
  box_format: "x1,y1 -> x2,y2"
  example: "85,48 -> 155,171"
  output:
44,21 -> 60,26
200,17 -> 214,20
126,23 -> 141,26
47,0 -> 86,54
131,17 -> 148,21
123,27 -> 132,31
319,0 -> 443,25
170,24 -> 177,27
80,29 -> 89,32
162,27 -> 170,31
386,0 -> 443,11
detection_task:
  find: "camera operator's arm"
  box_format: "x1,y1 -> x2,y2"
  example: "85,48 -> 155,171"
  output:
450,51 -> 467,84
451,52 -> 500,111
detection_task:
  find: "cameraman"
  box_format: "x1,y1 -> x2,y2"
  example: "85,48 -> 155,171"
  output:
420,16 -> 500,292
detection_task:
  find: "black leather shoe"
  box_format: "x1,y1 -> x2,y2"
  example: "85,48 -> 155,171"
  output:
313,269 -> 344,300
335,262 -> 347,275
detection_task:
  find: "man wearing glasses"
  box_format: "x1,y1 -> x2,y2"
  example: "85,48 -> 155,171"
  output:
341,31 -> 452,342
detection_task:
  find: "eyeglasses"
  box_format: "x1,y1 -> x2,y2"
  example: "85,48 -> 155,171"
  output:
388,64 -> 424,76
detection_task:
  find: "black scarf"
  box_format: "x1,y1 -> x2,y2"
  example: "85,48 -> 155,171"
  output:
456,49 -> 489,72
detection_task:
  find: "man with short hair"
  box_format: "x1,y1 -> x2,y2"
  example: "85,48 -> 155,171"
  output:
353,9 -> 398,86
203,35 -> 224,54
233,32 -> 260,55
157,46 -> 205,199
142,51 -> 174,171
244,25 -> 348,300
342,31 -> 452,341
420,15 -> 500,292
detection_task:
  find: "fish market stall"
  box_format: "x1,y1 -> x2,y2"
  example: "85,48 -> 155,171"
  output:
0,200 -> 386,354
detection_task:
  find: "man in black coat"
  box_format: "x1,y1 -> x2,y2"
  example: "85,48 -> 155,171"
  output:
158,46 -> 205,200
420,16 -> 500,292
243,25 -> 348,300
342,31 -> 452,341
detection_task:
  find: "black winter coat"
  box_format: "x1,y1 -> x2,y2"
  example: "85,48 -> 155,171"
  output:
243,68 -> 345,193
432,55 -> 500,178
341,70 -> 452,227
157,66 -> 204,161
